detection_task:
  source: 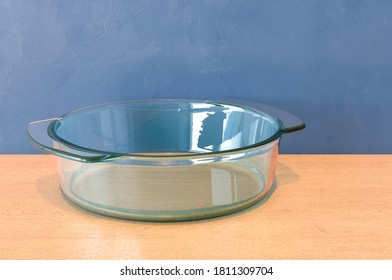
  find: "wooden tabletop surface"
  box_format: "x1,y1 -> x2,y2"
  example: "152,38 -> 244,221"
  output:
1,154 -> 391,260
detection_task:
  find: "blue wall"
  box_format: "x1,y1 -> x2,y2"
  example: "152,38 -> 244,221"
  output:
1,0 -> 391,154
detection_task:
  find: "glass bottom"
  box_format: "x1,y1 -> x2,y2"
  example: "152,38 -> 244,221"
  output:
60,160 -> 275,221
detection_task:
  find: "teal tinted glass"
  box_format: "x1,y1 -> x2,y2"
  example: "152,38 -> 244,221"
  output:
50,100 -> 280,155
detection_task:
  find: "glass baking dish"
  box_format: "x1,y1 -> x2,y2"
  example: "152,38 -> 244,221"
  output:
28,99 -> 304,221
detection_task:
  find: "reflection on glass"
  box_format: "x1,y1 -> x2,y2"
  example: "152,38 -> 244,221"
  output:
197,111 -> 226,151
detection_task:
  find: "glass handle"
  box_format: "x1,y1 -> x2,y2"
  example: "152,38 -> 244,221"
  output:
218,99 -> 305,134
27,118 -> 114,162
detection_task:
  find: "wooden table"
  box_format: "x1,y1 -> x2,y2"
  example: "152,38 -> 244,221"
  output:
1,155 -> 391,259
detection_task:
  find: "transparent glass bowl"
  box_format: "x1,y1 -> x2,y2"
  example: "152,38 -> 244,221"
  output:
28,99 -> 304,221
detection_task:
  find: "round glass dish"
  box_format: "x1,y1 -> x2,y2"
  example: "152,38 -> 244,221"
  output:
28,99 -> 304,221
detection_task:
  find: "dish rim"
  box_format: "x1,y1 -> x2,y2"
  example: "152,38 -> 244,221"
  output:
47,99 -> 286,159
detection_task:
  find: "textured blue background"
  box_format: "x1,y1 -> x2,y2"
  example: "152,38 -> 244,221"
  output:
1,0 -> 391,153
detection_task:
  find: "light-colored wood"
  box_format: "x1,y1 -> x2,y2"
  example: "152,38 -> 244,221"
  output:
0,154 -> 391,260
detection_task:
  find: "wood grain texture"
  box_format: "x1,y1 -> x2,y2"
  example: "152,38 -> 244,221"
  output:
1,154 -> 391,260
